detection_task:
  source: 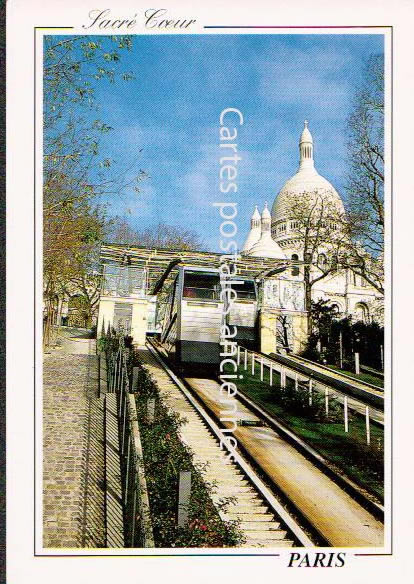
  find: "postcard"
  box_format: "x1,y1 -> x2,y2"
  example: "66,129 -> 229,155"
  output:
5,0 -> 413,582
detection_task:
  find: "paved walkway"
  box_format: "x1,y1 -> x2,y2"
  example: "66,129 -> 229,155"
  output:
43,328 -> 106,548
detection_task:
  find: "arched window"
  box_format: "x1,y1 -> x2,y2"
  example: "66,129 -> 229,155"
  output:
355,303 -> 369,323
317,253 -> 327,269
291,253 -> 299,276
330,303 -> 340,318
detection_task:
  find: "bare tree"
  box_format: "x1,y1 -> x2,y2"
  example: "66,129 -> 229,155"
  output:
107,218 -> 204,251
343,54 -> 384,294
283,189 -> 348,330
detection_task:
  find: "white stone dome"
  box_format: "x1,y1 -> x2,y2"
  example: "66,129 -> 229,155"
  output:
272,168 -> 344,221
246,203 -> 286,259
271,121 -> 345,226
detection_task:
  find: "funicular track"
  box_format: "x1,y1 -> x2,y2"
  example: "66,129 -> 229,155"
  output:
238,346 -> 384,423
142,340 -> 313,548
145,338 -> 384,548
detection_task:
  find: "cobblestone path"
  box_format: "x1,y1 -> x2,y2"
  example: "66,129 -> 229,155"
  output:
43,329 -> 105,548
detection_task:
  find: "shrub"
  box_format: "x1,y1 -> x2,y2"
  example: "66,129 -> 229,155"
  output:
129,352 -> 243,548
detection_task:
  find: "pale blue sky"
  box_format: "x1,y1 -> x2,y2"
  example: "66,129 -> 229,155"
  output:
50,34 -> 384,251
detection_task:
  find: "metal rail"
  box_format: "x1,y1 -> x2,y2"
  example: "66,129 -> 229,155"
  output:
227,380 -> 384,519
282,352 -> 384,392
146,338 -> 315,547
241,346 -> 384,413
148,339 -> 384,548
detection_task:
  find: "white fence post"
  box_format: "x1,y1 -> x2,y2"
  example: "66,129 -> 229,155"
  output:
237,344 -> 241,366
355,352 -> 360,375
309,379 -> 313,406
281,367 -> 286,388
260,358 -> 264,381
295,373 -> 298,391
365,406 -> 371,445
270,364 -> 273,386
344,396 -> 349,432
325,387 -> 329,416
251,353 -> 255,375
244,348 -> 247,370
380,345 -> 384,371
339,331 -> 343,369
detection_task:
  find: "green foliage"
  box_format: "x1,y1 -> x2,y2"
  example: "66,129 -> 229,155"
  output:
44,35 -> 134,123
302,300 -> 384,370
130,354 -> 243,548
43,35 -> 142,341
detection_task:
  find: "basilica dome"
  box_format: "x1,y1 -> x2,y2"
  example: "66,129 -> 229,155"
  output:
271,122 -> 345,232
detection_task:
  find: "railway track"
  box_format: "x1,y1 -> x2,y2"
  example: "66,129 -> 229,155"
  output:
238,346 -> 384,423
143,340 -> 313,548
278,352 -> 384,392
145,339 -> 384,548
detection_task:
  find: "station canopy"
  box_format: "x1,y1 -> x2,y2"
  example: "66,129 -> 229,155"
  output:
100,243 -> 301,297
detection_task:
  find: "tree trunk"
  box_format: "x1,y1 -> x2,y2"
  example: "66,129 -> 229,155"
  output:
304,267 -> 313,334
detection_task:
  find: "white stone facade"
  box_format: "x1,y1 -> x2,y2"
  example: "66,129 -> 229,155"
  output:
242,121 -> 383,325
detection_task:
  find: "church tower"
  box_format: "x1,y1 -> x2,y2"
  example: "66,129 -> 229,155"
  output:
244,203 -> 286,259
241,205 -> 261,253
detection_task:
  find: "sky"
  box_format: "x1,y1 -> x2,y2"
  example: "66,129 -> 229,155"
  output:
49,33 -> 384,252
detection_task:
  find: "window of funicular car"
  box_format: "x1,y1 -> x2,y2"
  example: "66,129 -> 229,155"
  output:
183,271 -> 220,299
229,280 -> 256,299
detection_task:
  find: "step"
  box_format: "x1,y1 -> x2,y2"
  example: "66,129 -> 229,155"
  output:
224,504 -> 268,513
238,521 -> 281,531
241,539 -> 294,548
223,513 -> 276,521
243,530 -> 288,540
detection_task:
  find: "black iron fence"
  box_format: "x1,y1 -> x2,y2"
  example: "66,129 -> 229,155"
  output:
103,334 -> 154,548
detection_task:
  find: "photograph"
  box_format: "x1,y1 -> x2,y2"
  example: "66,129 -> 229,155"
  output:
41,31 -> 386,552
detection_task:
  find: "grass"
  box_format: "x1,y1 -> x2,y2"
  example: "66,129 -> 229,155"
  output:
227,356 -> 384,501
323,363 -> 384,388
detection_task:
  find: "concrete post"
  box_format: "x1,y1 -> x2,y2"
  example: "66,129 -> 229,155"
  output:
131,299 -> 149,346
244,348 -> 247,370
355,352 -> 360,375
177,471 -> 192,528
291,312 -> 309,354
97,298 -> 115,339
325,387 -> 329,416
147,398 -> 155,424
269,364 -> 273,386
260,358 -> 264,381
259,310 -> 277,355
132,367 -> 140,392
